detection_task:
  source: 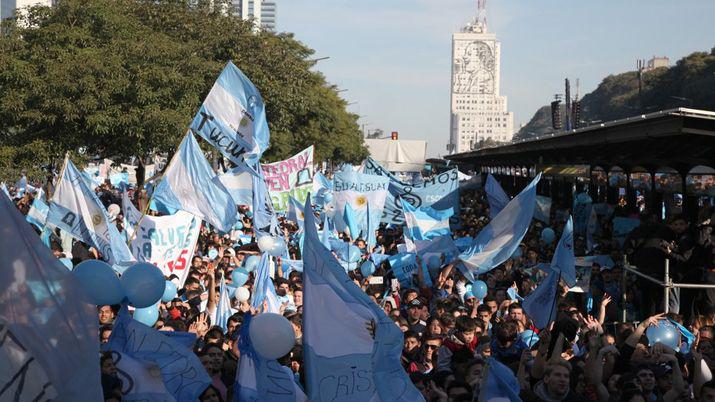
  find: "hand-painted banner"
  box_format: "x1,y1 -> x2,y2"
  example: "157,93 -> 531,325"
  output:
262,145 -> 314,212
123,193 -> 201,287
363,158 -> 459,225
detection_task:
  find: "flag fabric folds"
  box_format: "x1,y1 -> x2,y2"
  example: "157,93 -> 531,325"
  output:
0,191 -> 103,401
26,188 -> 49,229
152,131 -> 237,233
212,274 -> 235,332
522,268 -> 560,329
47,156 -> 135,271
218,164 -> 254,206
459,174 -> 541,274
190,61 -> 270,165
486,173 -> 510,219
332,169 -> 389,247
401,199 -> 452,241
251,163 -> 280,238
233,314 -> 308,402
288,195 -> 306,229
106,306 -> 212,401
534,195 -> 552,224
550,216 -> 576,287
342,202 -> 360,239
251,253 -> 281,313
479,357 -> 523,402
301,198 -> 425,402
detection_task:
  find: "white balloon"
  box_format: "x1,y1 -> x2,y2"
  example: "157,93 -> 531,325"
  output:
249,313 -> 296,359
257,236 -> 275,253
234,286 -> 250,302
268,237 -> 286,257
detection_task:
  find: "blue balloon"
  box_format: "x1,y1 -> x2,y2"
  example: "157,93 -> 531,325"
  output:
161,281 -> 177,303
245,211 -> 253,218
472,280 -> 488,299
121,262 -> 165,308
208,248 -> 219,260
234,220 -> 244,230
541,227 -> 556,245
72,260 -> 124,305
341,245 -> 362,263
268,237 -> 287,257
646,321 -> 681,351
133,304 -> 159,326
232,268 -> 250,287
59,258 -> 73,270
360,260 -> 376,277
520,330 -> 539,348
243,255 -> 261,272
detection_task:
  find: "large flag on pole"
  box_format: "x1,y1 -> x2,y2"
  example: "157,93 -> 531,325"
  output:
212,274 -> 235,332
301,198 -> 425,402
106,306 -> 212,401
0,191 -> 103,401
332,169 -> 389,247
479,358 -> 523,402
233,314 -> 308,402
47,156 -> 135,271
251,163 -> 280,238
459,174 -> 541,274
486,174 -> 510,219
190,61 -> 270,166
251,253 -> 281,314
152,131 -> 237,233
522,269 -> 560,329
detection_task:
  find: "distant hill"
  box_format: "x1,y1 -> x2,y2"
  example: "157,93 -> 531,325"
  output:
515,48 -> 715,141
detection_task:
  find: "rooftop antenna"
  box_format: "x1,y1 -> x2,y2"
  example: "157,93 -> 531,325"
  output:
477,0 -> 487,29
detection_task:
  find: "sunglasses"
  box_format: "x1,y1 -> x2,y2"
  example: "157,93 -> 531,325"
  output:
425,344 -> 440,350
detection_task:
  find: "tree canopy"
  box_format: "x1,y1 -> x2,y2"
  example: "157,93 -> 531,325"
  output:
0,0 -> 367,181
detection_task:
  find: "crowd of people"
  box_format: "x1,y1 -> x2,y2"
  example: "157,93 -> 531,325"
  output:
5,170 -> 715,402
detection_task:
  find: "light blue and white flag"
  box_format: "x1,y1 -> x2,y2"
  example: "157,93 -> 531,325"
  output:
26,188 -> 49,229
388,253 -> 431,289
479,357 -> 523,402
522,268 -> 560,329
459,174 -> 541,274
364,158 -> 459,225
332,169 -> 389,247
301,199 -> 424,402
252,163 -> 280,238
218,164 -> 253,206
342,202 -> 360,238
251,253 -> 281,313
572,192 -> 593,236
106,306 -> 212,401
212,274 -> 235,332
534,195 -> 552,224
47,156 -> 135,270
233,314 -> 308,402
1,182 -> 10,198
0,190 -> 103,401
152,131 -> 237,233
550,216 -> 576,288
486,173 -> 510,219
312,171 -> 333,202
401,199 -> 452,241
586,206 -> 598,252
190,61 -> 270,166
288,195 -> 306,229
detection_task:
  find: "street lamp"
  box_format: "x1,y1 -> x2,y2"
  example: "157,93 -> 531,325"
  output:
308,56 -> 330,63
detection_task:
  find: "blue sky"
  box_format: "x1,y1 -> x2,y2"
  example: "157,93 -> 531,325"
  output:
279,0 -> 715,157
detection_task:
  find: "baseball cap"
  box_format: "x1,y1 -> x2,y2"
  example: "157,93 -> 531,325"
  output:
408,299 -> 423,308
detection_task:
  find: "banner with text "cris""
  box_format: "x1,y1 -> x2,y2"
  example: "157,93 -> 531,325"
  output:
263,145 -> 314,212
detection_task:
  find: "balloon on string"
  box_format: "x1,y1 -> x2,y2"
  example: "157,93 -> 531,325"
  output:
243,255 -> 260,272
268,237 -> 286,257
257,236 -> 275,253
161,281 -> 177,302
472,280 -> 488,299
120,262 -> 165,308
234,287 -> 250,302
541,228 -> 556,245
646,321 -> 681,351
72,260 -> 124,305
59,258 -> 73,270
133,304 -> 159,327
207,248 -> 219,260
360,260 -> 376,277
249,313 -> 296,359
231,268 -> 250,287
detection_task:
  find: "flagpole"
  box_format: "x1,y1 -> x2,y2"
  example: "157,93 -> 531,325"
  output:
526,271 -> 562,349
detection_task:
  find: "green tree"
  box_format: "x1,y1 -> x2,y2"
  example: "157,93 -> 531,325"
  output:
0,0 -> 367,182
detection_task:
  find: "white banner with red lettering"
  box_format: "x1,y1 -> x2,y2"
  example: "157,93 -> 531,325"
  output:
262,145 -> 314,212
122,193 -> 200,286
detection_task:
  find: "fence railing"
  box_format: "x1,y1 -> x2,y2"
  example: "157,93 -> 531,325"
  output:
621,257 -> 715,320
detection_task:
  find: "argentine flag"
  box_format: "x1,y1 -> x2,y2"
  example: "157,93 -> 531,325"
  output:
251,253 -> 281,314
190,61 -> 270,166
47,156 -> 135,270
152,131 -> 237,233
459,174 -> 541,274
301,199 -> 425,402
486,173 -> 510,219
400,198 -> 452,240
550,216 -> 577,287
212,274 -> 236,332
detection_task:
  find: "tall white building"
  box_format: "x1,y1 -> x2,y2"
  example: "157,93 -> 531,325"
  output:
234,0 -> 276,31
448,3 -> 513,154
1,0 -> 52,21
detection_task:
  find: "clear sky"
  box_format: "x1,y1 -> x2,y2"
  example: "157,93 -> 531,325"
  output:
278,0 -> 715,158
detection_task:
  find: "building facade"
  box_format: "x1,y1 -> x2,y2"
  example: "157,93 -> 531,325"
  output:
1,0 -> 52,21
448,15 -> 513,154
234,0 -> 276,31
